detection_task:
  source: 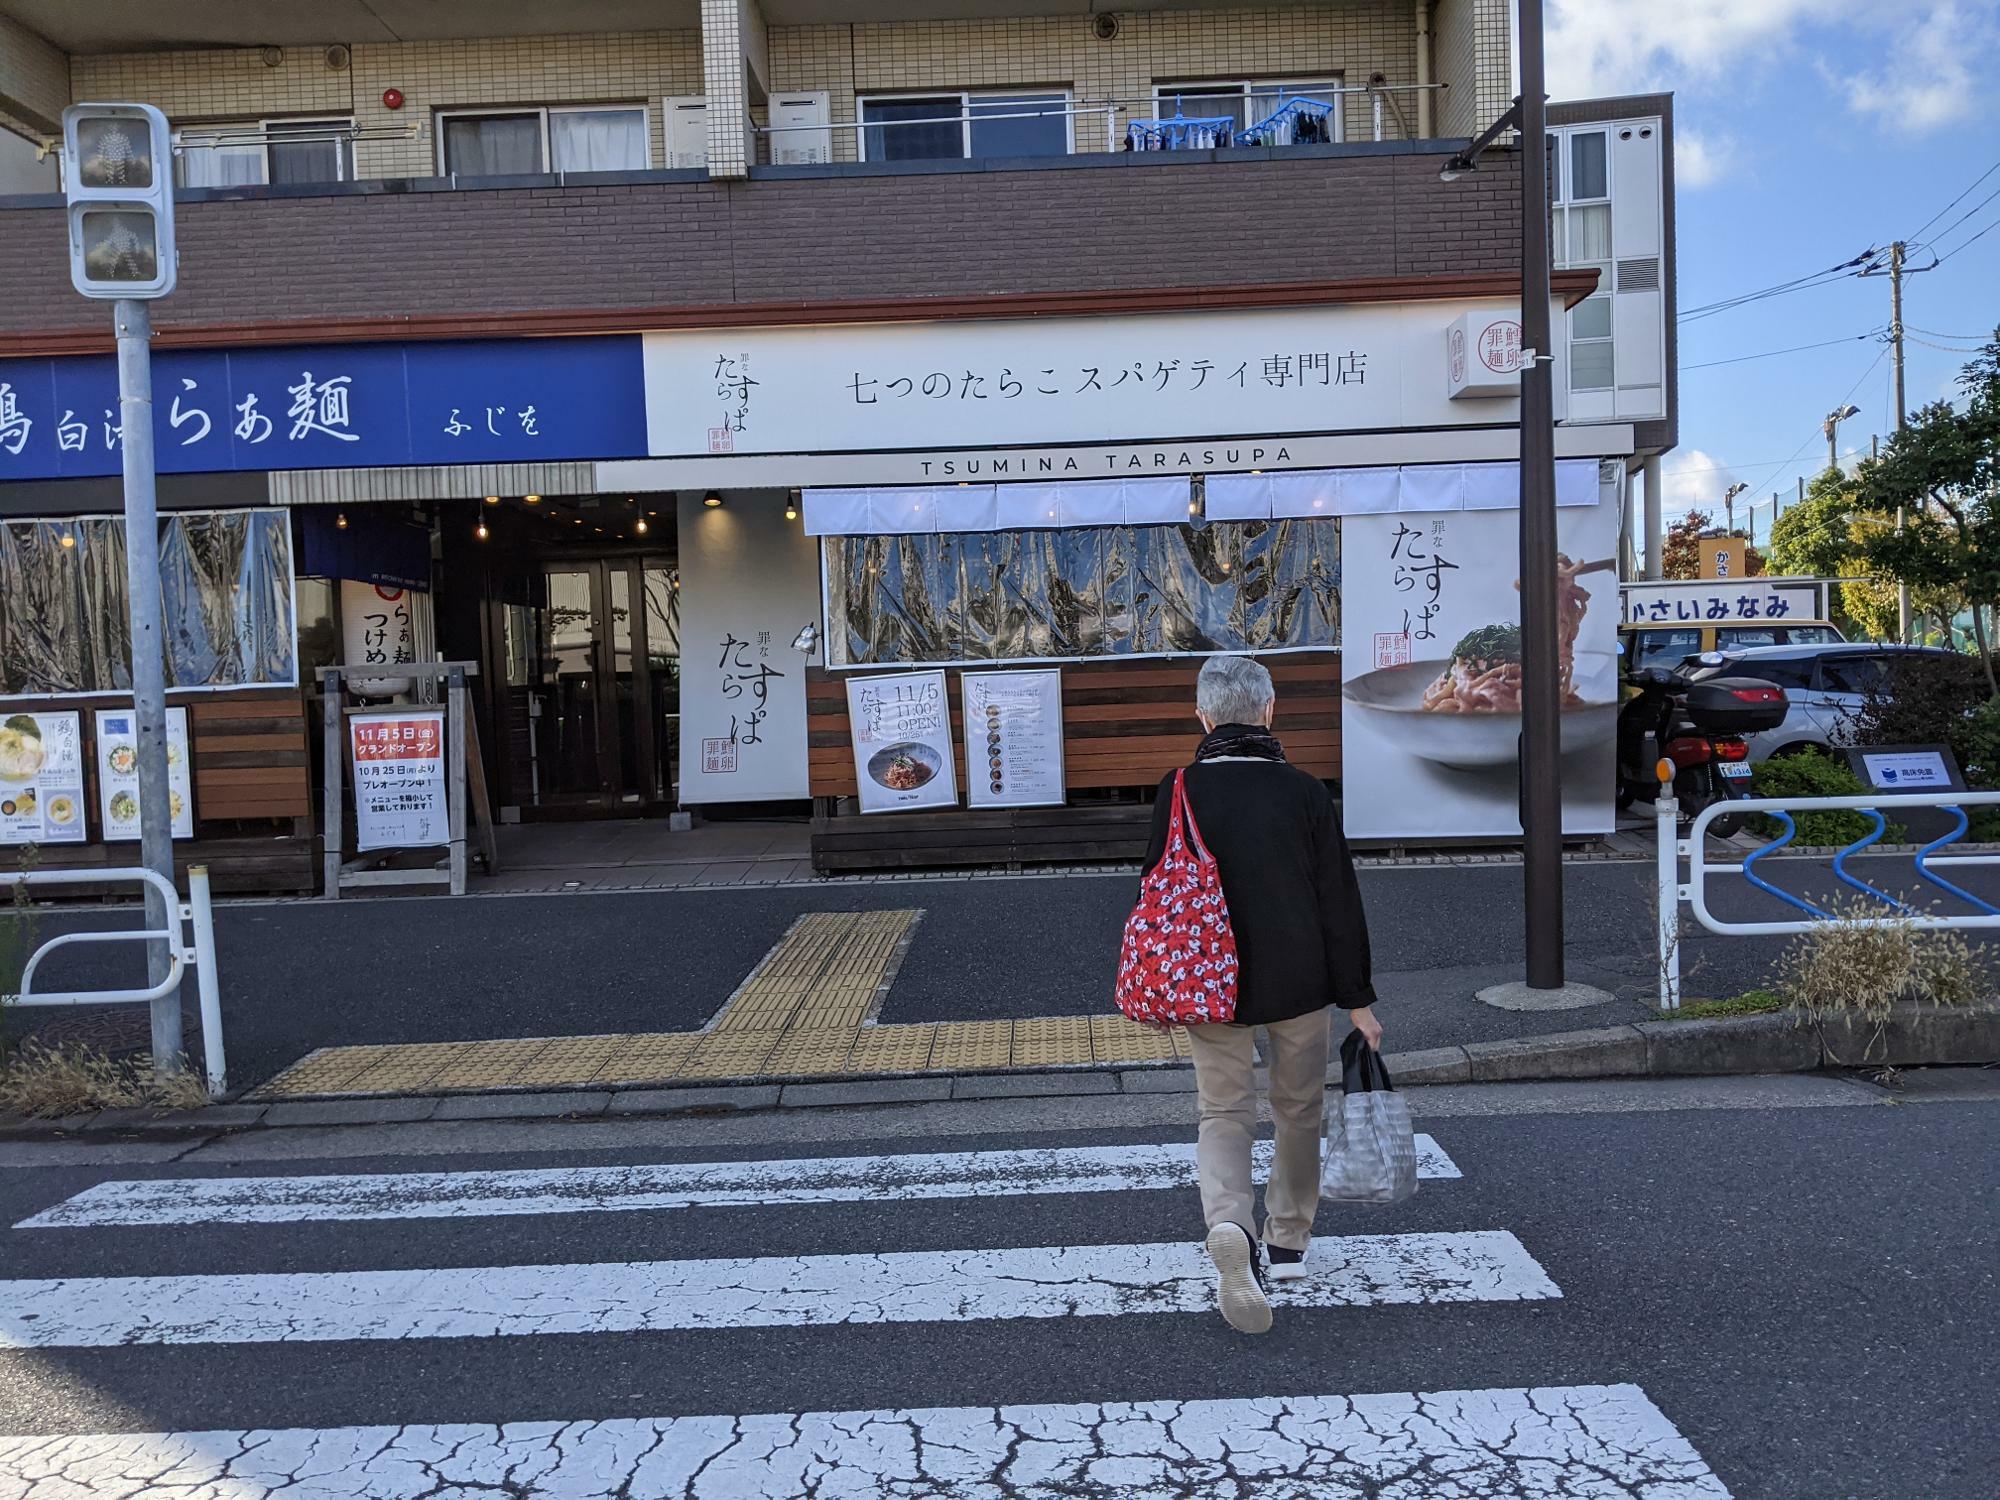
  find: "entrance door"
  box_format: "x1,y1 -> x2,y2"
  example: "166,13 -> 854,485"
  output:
516,558 -> 679,812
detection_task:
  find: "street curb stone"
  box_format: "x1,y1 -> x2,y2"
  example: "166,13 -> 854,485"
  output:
1636,1013 -> 1819,1076
1385,1046 -> 1472,1086
262,1097 -> 439,1127
431,1091 -> 612,1121
1118,1069 -> 1199,1093
780,1078 -> 953,1108
1464,1025 -> 1649,1082
951,1072 -> 1120,1100
604,1085 -> 781,1115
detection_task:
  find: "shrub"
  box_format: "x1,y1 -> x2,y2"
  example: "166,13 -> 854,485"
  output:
1775,898 -> 1982,1030
0,1042 -> 207,1119
0,854 -> 38,1049
1850,652 -> 1994,769
1748,754 -> 1905,847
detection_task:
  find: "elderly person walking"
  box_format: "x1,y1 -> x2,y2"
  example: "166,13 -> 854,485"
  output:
1139,654 -> 1380,1334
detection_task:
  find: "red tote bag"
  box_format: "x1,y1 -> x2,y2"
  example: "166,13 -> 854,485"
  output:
1114,769 -> 1240,1027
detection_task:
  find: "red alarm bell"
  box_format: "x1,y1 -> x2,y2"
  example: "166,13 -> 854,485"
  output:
382,88 -> 405,110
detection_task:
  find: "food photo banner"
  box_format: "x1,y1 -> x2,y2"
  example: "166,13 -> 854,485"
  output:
845,670 -> 958,815
1340,477 -> 1622,841
0,711 -> 85,846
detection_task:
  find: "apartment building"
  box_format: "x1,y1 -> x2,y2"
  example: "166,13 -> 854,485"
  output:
0,2 -> 1674,883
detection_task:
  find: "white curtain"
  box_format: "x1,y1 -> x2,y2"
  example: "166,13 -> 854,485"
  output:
551,110 -> 649,172
443,114 -> 543,177
177,142 -> 264,189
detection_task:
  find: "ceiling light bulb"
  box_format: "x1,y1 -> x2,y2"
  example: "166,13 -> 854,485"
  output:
703,491 -> 723,508
335,512 -> 348,529
59,531 -> 76,549
484,495 -> 499,505
523,493 -> 541,505
475,520 -> 489,540
636,517 -> 649,535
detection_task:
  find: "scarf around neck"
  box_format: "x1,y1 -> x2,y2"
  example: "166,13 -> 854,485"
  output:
1195,723 -> 1288,763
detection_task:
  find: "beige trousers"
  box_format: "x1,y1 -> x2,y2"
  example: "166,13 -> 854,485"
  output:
1184,1008 -> 1331,1252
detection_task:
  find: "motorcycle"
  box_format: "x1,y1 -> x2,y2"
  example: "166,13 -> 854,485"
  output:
1616,664 -> 1789,836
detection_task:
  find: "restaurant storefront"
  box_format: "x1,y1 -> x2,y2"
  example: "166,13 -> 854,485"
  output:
0,276 -> 1636,886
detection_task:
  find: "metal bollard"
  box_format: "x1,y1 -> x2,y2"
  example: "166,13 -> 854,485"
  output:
186,865 -> 226,1095
1654,763 -> 1682,1011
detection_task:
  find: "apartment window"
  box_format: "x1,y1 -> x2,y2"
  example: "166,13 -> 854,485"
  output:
1151,80 -> 1344,143
438,106 -> 649,176
176,118 -> 354,188
1553,128 -> 1614,391
859,91 -> 1072,163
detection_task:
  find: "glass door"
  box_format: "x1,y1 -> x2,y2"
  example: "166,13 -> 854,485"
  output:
536,564 -> 619,801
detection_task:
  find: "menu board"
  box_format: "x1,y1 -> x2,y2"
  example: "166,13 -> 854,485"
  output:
845,670 -> 958,815
964,670 -> 1066,809
94,707 -> 195,841
0,711 -> 87,846
351,709 -> 449,851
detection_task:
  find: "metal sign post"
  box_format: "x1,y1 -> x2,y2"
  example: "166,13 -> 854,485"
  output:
63,101 -> 183,1074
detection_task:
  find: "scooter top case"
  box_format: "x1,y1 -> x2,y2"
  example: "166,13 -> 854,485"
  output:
1681,676 -> 1788,735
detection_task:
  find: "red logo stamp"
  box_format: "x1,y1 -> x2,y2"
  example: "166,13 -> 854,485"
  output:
1373,632 -> 1412,670
1477,320 -> 1524,374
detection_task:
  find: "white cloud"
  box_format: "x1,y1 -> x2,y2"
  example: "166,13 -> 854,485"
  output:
1838,1 -> 1994,134
1673,130 -> 1734,189
1546,0 -> 1996,142
1661,447 -> 1739,519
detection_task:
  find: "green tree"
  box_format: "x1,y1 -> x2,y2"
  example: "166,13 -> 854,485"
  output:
1769,468 -> 1957,641
1853,328 -> 2000,692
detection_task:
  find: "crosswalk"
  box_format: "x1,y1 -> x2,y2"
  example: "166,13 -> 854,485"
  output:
0,1129 -> 1733,1498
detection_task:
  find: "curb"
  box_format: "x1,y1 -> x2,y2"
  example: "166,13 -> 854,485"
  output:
4,1004 -> 1995,1144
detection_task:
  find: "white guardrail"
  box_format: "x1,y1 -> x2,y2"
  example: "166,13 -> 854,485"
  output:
8,865 -> 225,1094
1655,788 -> 2000,1011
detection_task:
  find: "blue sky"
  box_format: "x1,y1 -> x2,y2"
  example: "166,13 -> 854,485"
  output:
1546,0 -> 2000,544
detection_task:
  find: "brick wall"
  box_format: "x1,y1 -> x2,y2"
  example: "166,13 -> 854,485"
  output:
0,149 -> 1523,340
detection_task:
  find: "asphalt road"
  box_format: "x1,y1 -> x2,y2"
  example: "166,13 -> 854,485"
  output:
0,1075 -> 1994,1496
7,854 -> 2000,1091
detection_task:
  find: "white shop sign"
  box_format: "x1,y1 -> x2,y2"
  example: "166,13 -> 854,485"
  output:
94,707 -> 195,841
644,299 -> 1572,461
846,670 -> 958,815
1620,583 -> 1820,626
1445,310 -> 1526,399
0,711 -> 87,846
964,670 -> 1065,809
350,710 -> 448,851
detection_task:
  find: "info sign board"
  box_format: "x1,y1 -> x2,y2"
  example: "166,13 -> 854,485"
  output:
845,670 -> 958,814
94,707 -> 195,841
0,711 -> 87,845
1621,582 -> 1819,627
1846,744 -> 1964,793
350,710 -> 449,851
964,670 -> 1065,809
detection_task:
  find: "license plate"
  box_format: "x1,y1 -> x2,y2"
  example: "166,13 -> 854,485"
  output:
1717,761 -> 1753,779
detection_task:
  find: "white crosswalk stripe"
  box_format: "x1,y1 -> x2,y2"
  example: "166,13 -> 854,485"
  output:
0,1384 -> 1730,1499
0,1231 -> 1555,1349
0,1126 -> 1734,1497
14,1137 -> 1462,1229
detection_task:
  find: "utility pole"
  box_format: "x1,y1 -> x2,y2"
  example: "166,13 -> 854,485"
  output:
1516,0 -> 1563,990
1891,240 -> 1911,643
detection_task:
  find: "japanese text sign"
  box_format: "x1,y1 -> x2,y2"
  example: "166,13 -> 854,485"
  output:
1620,585 -> 1818,626
845,670 -> 958,815
350,710 -> 448,851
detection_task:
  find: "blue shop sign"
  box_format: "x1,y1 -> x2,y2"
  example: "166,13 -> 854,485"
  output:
0,335 -> 647,481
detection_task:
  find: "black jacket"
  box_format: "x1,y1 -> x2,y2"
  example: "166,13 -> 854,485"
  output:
1140,759 -> 1377,1026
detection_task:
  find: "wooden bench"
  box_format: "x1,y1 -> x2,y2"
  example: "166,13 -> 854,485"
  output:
806,653 -> 1339,873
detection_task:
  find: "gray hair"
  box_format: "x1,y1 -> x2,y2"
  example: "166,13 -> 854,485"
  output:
1196,655 -> 1275,726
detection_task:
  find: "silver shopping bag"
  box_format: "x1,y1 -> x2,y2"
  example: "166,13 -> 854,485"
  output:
1321,1028 -> 1418,1204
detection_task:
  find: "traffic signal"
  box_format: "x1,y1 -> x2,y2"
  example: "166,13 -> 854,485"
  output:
61,102 -> 176,299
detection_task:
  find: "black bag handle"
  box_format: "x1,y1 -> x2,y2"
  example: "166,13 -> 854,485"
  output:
1340,1027 -> 1396,1094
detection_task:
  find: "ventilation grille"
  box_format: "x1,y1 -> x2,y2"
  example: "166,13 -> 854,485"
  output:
1616,257 -> 1660,292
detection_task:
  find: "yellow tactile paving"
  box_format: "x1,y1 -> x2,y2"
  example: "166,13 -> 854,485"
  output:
507,1036 -> 632,1087
585,1034 -> 699,1085
424,1038 -> 556,1090
846,1023 -> 938,1074
1171,1026 -> 1194,1058
762,1028 -> 863,1077
335,1042 -> 478,1094
679,1030 -> 785,1080
1009,1016 -> 1097,1068
927,1020 -> 1016,1072
1090,1015 -> 1180,1064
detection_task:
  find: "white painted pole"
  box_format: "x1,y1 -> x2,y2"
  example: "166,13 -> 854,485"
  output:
1655,785 -> 1681,1010
186,864 -> 225,1095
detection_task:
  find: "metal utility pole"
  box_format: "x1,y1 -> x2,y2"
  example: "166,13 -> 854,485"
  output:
1516,0 -> 1563,990
114,299 -> 182,1069
1890,240 -> 1911,642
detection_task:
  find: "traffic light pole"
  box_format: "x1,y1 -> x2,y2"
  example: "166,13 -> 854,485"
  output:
114,297 -> 183,1074
1518,0 -> 1564,989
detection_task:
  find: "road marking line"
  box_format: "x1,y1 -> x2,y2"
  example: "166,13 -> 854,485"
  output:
18,1137 -> 1461,1229
0,1384 -> 1728,1498
0,1231 -> 1555,1348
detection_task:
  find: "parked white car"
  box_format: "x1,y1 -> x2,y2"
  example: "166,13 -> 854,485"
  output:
1679,643 -> 1962,761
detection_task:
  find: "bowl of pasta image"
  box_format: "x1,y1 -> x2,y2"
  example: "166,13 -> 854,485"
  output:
1342,634 -> 1619,771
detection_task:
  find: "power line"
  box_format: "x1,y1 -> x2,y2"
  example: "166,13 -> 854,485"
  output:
1935,216 -> 2000,266
1677,251 -> 1877,323
1733,344 -> 1893,496
1918,182 -> 2000,256
1682,330 -> 1884,371
1908,155 -> 2000,241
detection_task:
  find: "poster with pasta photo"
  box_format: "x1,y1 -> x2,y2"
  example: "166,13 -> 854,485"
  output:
1339,478 -> 1622,840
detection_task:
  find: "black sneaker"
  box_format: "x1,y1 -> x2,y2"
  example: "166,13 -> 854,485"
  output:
1264,1241 -> 1308,1282
1204,1222 -> 1272,1334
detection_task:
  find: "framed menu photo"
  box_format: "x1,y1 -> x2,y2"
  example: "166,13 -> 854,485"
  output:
963,669 -> 1065,809
94,707 -> 195,841
845,670 -> 959,814
0,710 -> 87,846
